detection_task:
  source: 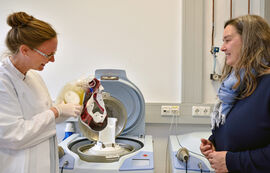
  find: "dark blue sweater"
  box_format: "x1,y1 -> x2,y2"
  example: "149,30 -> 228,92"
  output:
209,74 -> 270,173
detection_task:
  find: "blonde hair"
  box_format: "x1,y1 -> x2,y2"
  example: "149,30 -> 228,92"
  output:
221,15 -> 270,98
5,12 -> 57,54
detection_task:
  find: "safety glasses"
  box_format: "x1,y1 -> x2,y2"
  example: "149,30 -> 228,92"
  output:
33,48 -> 55,59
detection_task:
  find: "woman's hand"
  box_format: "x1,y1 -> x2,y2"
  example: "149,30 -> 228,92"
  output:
209,151 -> 228,173
200,138 -> 215,160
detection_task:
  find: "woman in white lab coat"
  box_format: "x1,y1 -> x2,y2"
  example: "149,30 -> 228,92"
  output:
0,12 -> 82,173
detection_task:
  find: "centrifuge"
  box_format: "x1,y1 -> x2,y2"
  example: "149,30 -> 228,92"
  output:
58,69 -> 154,173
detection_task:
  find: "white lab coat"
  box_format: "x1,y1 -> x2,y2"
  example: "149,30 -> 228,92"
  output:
0,57 -> 59,173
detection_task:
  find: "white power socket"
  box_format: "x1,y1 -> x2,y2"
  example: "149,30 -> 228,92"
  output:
192,106 -> 211,117
161,105 -> 180,116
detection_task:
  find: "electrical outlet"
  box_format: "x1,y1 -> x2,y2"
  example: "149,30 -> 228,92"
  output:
171,106 -> 180,115
192,106 -> 201,116
192,106 -> 211,117
161,105 -> 180,116
201,106 -> 211,116
161,105 -> 171,116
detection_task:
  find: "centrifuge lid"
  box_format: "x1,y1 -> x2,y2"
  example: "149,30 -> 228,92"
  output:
95,69 -> 145,137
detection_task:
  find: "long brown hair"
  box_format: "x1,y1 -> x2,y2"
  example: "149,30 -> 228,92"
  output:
5,12 -> 57,54
221,15 -> 270,98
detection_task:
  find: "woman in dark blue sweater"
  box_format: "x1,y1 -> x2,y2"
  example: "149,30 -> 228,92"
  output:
200,15 -> 270,173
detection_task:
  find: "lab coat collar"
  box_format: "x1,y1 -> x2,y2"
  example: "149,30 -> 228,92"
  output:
5,57 -> 26,80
